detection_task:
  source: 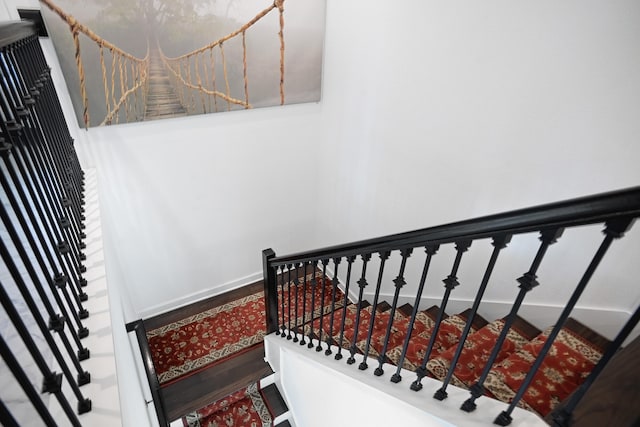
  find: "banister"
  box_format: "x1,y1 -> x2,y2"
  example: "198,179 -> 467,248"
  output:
270,186 -> 640,266
0,21 -> 37,48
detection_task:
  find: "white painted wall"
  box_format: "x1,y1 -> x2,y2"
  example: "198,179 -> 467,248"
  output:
316,0 -> 640,326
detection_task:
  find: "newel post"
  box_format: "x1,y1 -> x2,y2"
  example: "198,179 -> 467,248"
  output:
262,248 -> 278,334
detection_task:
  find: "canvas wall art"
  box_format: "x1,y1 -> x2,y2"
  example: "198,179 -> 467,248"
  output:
40,0 -> 325,128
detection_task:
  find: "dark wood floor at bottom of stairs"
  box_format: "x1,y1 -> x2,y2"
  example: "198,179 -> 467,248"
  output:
142,278 -> 273,422
162,344 -> 273,421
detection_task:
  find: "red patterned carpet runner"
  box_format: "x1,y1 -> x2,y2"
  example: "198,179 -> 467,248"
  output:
147,290 -> 267,386
182,382 -> 272,427
147,275 -> 341,386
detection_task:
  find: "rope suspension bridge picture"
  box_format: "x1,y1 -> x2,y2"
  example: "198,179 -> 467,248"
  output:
40,0 -> 325,128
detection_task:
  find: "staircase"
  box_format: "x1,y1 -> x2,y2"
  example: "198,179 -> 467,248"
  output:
285,296 -> 609,420
262,188 -> 640,426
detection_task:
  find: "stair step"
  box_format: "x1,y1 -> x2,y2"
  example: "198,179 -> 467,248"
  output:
398,303 -> 413,317
483,317 -> 611,418
261,383 -> 288,420
275,293 -> 614,421
377,301 -> 392,312
426,315 -> 537,388
275,421 -> 292,427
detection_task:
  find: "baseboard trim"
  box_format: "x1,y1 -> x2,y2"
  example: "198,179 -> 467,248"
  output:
366,290 -> 636,343
138,271 -> 263,320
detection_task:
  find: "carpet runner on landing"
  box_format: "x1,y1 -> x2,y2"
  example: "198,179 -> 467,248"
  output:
147,274 -> 343,385
182,382 -> 272,427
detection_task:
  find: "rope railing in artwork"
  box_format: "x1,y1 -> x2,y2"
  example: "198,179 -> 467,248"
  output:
41,0 -> 149,128
157,0 -> 286,114
41,0 -> 287,126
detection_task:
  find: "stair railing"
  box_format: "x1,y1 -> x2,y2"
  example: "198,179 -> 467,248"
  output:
263,186 -> 640,426
0,21 -> 89,426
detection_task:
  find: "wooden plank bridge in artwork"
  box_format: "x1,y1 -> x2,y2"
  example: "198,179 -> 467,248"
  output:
40,0 -> 286,128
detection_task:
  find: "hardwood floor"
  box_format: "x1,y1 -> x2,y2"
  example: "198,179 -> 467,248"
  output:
142,279 -> 273,422
546,333 -> 640,427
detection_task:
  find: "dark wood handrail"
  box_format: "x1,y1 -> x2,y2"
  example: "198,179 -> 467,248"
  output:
0,21 -> 37,48
270,186 -> 640,267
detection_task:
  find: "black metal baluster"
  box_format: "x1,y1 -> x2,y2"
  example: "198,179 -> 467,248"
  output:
360,250 -> 391,371
411,240 -> 471,391
0,138 -> 89,348
0,193 -> 90,386
293,263 -> 300,343
2,132 -> 89,342
307,260 -> 318,348
278,265 -> 286,338
375,248 -> 413,376
0,130 -> 88,319
300,261 -> 308,346
335,255 -> 355,360
391,244 -> 439,383
0,62 -> 87,295
434,235 -> 511,400
11,42 -> 83,221
1,50 -> 86,277
494,219 -> 632,426
0,235 -> 91,405
461,228 -> 563,412
551,303 -> 640,427
28,38 -> 84,193
0,334 -> 58,427
286,264 -> 293,340
0,277 -> 89,420
325,257 -> 342,355
316,259 -> 329,352
347,253 -> 371,365
18,129 -> 88,296
0,49 -> 72,227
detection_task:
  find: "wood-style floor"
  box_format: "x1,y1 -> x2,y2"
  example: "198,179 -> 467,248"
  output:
143,280 -> 273,422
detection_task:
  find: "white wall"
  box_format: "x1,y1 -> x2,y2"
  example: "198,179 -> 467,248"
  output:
82,106 -> 324,319
5,0 -> 640,323
316,0 -> 640,322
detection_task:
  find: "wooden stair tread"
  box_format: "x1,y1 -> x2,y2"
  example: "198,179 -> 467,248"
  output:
544,333 -> 640,426
563,317 -> 611,352
398,303 -> 413,317
260,383 -> 288,419
377,301 -> 392,312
